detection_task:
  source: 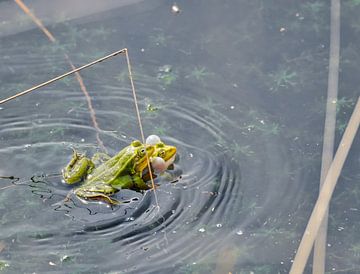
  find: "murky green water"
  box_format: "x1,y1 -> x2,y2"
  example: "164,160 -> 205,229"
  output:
0,1 -> 359,273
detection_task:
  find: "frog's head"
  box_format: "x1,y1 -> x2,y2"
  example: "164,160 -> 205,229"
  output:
153,142 -> 177,162
131,140 -> 155,173
150,142 -> 177,173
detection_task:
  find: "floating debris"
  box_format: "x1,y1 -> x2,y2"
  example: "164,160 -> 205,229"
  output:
236,230 -> 243,236
171,3 -> 181,14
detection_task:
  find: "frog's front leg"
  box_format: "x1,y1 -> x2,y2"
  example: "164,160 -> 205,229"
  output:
111,174 -> 150,191
62,148 -> 95,184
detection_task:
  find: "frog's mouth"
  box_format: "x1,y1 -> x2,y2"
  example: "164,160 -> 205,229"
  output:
164,147 -> 177,167
165,154 -> 176,167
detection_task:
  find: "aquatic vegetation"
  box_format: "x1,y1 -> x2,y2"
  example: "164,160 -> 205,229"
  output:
49,126 -> 66,137
334,97 -> 356,133
149,30 -> 172,47
267,67 -> 297,92
157,72 -> 177,88
186,66 -> 212,84
230,143 -> 255,158
336,118 -> 349,133
0,261 -> 9,271
350,243 -> 360,257
114,69 -> 129,83
157,65 -> 178,88
336,97 -> 356,113
348,0 -> 360,7
152,122 -> 171,136
302,1 -> 326,15
241,109 -> 281,136
146,103 -> 159,112
0,0 -> 360,272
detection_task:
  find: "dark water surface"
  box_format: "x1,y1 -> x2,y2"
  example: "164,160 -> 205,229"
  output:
0,1 -> 359,273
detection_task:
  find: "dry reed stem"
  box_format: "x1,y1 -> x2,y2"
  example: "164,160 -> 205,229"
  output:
0,49 -> 126,104
0,48 -> 159,207
14,0 -> 106,151
124,49 -> 159,208
289,97 -> 360,274
313,0 -> 340,273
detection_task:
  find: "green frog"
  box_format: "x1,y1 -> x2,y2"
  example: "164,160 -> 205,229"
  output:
151,142 -> 177,171
63,140 -> 155,204
142,141 -> 177,181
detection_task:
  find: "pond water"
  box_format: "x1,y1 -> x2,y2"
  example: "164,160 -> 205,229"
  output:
0,1 -> 359,273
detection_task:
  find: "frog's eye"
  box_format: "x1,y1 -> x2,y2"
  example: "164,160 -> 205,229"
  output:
159,150 -> 166,158
156,142 -> 165,148
132,140 -> 142,147
138,148 -> 146,156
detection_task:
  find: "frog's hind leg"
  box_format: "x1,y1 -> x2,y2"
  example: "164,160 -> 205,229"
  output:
74,182 -> 121,205
62,148 -> 94,184
85,193 -> 121,205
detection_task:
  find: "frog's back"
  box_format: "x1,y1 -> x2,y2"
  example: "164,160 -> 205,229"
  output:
86,146 -> 135,185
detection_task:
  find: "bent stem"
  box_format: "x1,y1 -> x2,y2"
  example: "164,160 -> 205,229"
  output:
289,97 -> 360,274
14,0 -> 106,152
124,49 -> 159,209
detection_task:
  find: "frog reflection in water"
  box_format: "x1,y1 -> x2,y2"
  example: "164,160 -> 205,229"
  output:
62,139 -> 177,204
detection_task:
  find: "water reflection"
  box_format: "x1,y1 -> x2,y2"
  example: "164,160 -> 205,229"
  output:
1,0 -> 359,273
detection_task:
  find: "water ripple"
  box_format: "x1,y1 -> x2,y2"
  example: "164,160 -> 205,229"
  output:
0,83 -> 304,273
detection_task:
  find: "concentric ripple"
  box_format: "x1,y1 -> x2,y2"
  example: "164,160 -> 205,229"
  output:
0,80 -> 305,273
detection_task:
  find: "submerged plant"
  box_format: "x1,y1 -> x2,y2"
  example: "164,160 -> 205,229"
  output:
186,66 -> 212,84
350,243 -> 360,257
268,67 -> 297,92
229,143 -> 255,158
0,261 -> 9,271
149,29 -> 172,47
348,0 -> 360,7
152,121 -> 171,136
336,97 -> 356,113
241,109 -> 281,136
157,65 -> 177,88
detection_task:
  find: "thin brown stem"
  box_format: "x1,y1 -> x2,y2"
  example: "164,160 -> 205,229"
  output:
124,49 -> 159,209
13,0 -> 106,151
0,49 -> 126,104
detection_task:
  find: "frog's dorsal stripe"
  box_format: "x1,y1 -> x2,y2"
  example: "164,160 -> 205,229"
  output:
87,146 -> 128,181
